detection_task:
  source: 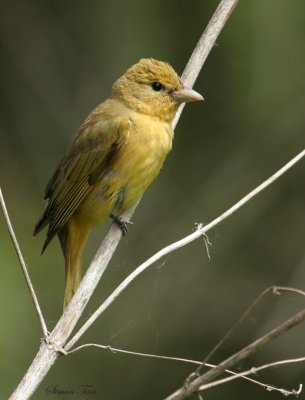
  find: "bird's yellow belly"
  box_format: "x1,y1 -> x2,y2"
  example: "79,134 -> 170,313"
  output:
119,150 -> 166,210
118,118 -> 172,210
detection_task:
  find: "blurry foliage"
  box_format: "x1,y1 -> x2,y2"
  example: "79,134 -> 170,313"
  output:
0,0 -> 305,399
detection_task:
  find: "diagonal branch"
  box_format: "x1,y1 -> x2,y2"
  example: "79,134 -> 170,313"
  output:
173,0 -> 239,127
164,307 -> 305,400
0,188 -> 48,338
194,285 -> 305,376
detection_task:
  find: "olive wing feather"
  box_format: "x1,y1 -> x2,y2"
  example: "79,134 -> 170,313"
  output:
34,116 -> 131,252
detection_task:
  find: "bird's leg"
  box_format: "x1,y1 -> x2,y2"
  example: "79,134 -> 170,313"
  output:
110,213 -> 133,235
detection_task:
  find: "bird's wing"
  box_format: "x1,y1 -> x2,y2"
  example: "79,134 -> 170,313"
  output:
34,115 -> 131,251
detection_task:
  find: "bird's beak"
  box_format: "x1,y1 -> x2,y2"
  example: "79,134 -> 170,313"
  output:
172,87 -> 204,103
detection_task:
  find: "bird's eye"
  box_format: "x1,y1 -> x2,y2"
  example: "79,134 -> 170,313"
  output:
151,82 -> 164,92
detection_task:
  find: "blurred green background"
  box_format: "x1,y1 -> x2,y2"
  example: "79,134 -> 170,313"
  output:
1,0 -> 305,399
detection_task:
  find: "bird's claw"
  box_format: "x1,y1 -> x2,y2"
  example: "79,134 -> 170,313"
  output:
110,214 -> 133,235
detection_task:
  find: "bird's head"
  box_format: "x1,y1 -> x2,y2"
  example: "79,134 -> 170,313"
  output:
111,58 -> 203,122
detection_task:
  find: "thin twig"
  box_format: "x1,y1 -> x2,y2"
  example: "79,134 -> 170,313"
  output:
0,188 -> 48,338
271,286 -> 305,297
173,0 -> 239,128
198,358 -> 304,394
194,223 -> 212,261
65,149 -> 305,350
164,307 -> 305,400
194,285 -> 305,376
67,343 -> 304,396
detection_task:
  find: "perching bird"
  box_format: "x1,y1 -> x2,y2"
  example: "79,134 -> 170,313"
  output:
34,58 -> 203,308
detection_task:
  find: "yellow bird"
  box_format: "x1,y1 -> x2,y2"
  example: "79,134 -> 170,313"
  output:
34,58 -> 203,308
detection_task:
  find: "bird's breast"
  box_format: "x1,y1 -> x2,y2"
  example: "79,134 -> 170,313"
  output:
113,115 -> 173,210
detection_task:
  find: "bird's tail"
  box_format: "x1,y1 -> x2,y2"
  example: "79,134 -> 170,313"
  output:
58,218 -> 89,310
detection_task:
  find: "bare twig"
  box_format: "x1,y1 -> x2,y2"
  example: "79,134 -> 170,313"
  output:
10,1 -> 238,398
198,358 -> 304,394
173,0 -> 239,127
270,286 -> 305,297
194,285 -> 305,376
67,343 -> 304,397
0,188 -> 48,338
66,344 -> 257,382
65,149 -> 305,350
194,223 -> 212,261
164,307 -> 305,400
